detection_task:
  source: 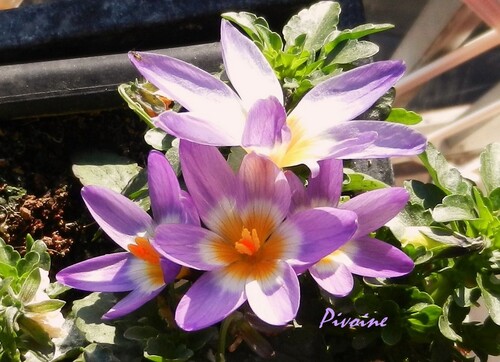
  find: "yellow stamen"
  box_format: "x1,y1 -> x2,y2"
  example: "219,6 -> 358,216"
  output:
235,228 -> 261,256
128,237 -> 161,265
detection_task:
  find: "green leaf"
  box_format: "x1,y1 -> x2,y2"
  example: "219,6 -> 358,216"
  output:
0,239 -> 20,267
79,343 -> 121,362
480,143 -> 500,195
144,128 -> 172,151
438,297 -> 462,342
144,335 -> 194,362
72,152 -> 142,193
342,168 -> 388,192
326,39 -> 379,65
165,138 -> 181,177
18,268 -> 41,303
407,305 -> 442,335
477,273 -> 500,325
72,292 -> 119,344
323,23 -> 394,54
123,326 -> 159,341
490,187 -> 500,211
386,108 -> 423,125
404,180 -> 446,210
227,146 -> 247,173
25,299 -> 65,313
432,195 -> 476,222
419,143 -> 473,196
283,1 -> 340,52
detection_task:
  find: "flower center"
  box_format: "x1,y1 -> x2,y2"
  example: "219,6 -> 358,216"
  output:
128,237 -> 161,265
234,228 -> 261,256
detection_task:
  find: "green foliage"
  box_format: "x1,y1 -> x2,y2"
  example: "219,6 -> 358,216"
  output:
0,236 -> 64,361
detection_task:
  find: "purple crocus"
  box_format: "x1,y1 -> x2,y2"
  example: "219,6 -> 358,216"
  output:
286,158 -> 414,296
56,151 -> 199,319
128,20 -> 426,175
153,141 -> 358,331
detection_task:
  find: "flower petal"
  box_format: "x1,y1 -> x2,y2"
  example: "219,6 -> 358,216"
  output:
180,191 -> 201,226
155,111 -> 243,146
335,237 -> 414,278
269,207 -> 357,267
306,158 -> 343,206
128,51 -> 243,119
175,268 -> 246,331
246,261 -> 299,326
56,253 -> 136,292
147,151 -> 184,224
284,171 -> 308,214
309,262 -> 354,297
221,20 -> 283,108
289,61 -> 406,136
154,224 -> 238,270
179,141 -> 239,232
340,187 -> 409,236
333,121 -> 427,159
241,97 -> 290,149
82,186 -> 153,249
102,285 -> 165,319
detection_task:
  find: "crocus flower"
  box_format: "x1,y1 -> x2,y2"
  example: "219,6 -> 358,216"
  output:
286,158 -> 414,296
128,20 -> 426,175
56,151 -> 198,319
153,141 -> 358,331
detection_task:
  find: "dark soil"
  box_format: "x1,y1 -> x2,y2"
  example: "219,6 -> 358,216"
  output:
0,108 -> 150,273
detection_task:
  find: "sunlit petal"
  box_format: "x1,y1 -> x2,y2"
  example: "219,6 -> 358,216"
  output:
306,158 -> 343,207
102,285 -> 165,320
246,261 -> 299,325
309,261 -> 354,297
175,268 -> 247,331
221,20 -> 283,108
81,186 -> 153,250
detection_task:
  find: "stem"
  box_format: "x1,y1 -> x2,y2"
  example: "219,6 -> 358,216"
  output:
217,313 -> 238,362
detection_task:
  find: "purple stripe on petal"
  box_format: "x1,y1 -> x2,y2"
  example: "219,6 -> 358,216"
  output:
102,285 -> 165,320
289,61 -> 406,136
272,207 -> 357,267
82,186 -> 153,250
246,261 -> 300,326
156,111 -> 243,146
175,269 -> 246,331
242,97 -> 290,149
284,171 -> 308,214
334,121 -> 427,159
128,51 -> 243,119
179,141 -> 238,227
147,151 -> 183,224
307,159 -> 343,207
179,191 -> 200,226
340,187 -> 409,236
325,126 -> 378,159
340,237 -> 414,278
56,253 -> 135,292
154,224 -> 234,271
309,262 -> 354,297
221,20 -> 283,109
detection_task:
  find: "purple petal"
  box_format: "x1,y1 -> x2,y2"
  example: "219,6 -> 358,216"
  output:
309,262 -> 354,297
175,268 -> 246,331
306,158 -> 343,206
324,126 -> 378,159
284,171 -> 308,214
102,285 -> 165,319
338,237 -> 414,278
147,151 -> 183,224
155,111 -> 243,146
246,261 -> 300,326
333,121 -> 427,158
241,97 -> 290,149
179,141 -> 239,230
340,187 -> 409,236
221,20 -> 283,108
289,61 -> 406,136
179,191 -> 201,226
128,51 -> 244,120
271,207 -> 357,267
82,186 -> 153,250
56,253 -> 136,292
154,224 -> 237,271
237,153 -> 290,237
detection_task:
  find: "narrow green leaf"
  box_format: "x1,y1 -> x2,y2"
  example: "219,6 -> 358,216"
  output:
480,143 -> 500,195
386,108 -> 423,125
25,299 -> 65,313
18,268 -> 41,303
342,168 -> 388,192
283,1 -> 340,52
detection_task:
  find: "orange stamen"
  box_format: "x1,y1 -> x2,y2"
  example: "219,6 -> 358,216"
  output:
235,228 -> 261,256
128,237 -> 161,265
